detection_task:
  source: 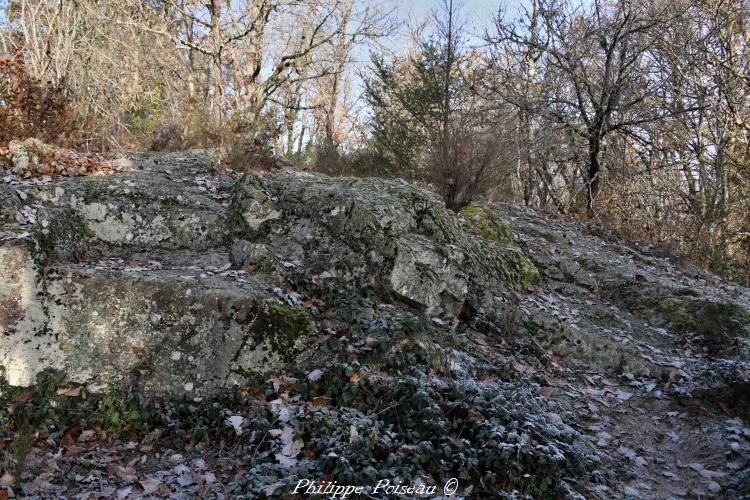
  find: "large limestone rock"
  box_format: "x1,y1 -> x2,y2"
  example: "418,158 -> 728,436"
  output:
1,153 -> 539,393
0,151 -> 534,394
47,267 -> 313,395
3,148 -> 749,396
0,239 -> 53,386
494,204 -> 750,376
229,173 -> 537,319
0,152 -> 314,394
26,152 -> 230,255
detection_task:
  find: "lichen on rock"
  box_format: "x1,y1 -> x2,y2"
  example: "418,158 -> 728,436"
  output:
460,202 -> 513,244
3,149 -> 750,406
230,172 -> 538,321
3,148 -> 750,499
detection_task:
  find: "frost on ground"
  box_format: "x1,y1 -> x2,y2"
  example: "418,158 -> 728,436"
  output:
0,150 -> 748,498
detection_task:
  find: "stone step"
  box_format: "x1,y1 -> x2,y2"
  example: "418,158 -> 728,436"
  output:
22,164 -> 231,259
0,258 -> 314,395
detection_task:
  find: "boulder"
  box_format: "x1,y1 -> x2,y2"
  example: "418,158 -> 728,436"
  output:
7,138 -> 56,173
0,152 -> 310,394
613,282 -> 750,357
4,148 -> 749,396
230,173 -> 538,318
27,169 -> 229,254
46,267 -> 313,395
494,203 -> 750,375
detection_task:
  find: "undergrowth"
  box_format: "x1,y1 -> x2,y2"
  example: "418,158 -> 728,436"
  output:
0,274 -> 593,498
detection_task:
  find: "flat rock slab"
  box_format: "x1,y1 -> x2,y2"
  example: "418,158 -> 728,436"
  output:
3,262 -> 314,395
0,151 -> 315,395
2,149 -> 750,396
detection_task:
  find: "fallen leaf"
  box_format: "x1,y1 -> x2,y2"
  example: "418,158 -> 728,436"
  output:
275,453 -> 297,468
512,360 -> 535,374
139,478 -> 160,494
468,409 -> 486,421
108,464 -> 135,482
116,486 -> 133,498
538,386 -> 554,397
12,390 -> 34,403
176,473 -> 194,487
226,416 -> 244,436
78,429 -> 96,442
618,447 -> 637,460
308,396 -> 326,408
687,463 -> 727,480
56,387 -> 82,397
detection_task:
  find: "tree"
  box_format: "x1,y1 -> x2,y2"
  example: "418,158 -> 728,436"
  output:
315,0 -> 390,162
651,0 -> 750,275
365,0 -> 508,210
489,0 -> 670,213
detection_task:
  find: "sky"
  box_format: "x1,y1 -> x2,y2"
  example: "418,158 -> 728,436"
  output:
373,0 -> 529,54
338,0 -> 530,139
399,0 -> 527,34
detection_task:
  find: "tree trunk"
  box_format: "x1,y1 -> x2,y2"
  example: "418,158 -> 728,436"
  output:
324,71 -> 340,157
208,1 -> 223,125
587,134 -> 602,214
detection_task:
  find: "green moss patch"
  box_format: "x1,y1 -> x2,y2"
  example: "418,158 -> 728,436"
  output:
617,284 -> 750,356
460,203 -> 513,244
252,300 -> 314,359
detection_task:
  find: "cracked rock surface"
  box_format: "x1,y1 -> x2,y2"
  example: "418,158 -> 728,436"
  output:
1,152 -> 541,393
1,151 -> 749,498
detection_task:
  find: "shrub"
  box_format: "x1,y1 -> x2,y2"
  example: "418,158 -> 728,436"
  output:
0,55 -> 72,145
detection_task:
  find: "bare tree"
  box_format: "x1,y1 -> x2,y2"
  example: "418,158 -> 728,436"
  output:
4,0 -> 85,83
649,0 -> 750,274
489,0 -> 671,213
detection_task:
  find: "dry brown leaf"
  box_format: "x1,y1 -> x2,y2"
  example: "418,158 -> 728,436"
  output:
308,396 -> 326,408
468,409 -> 486,421
78,429 -> 96,442
12,390 -> 34,402
56,387 -> 82,397
108,463 -> 136,482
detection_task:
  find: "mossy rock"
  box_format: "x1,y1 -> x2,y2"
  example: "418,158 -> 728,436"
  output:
670,300 -> 749,355
253,299 -> 315,361
617,284 -> 750,356
496,246 -> 540,289
460,203 -> 513,244
0,185 -> 20,224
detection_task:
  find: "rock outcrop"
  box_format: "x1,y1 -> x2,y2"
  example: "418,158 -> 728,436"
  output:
0,152 -> 314,395
500,204 -> 750,375
2,150 -> 749,399
0,151 -> 539,395
2,149 -> 750,498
